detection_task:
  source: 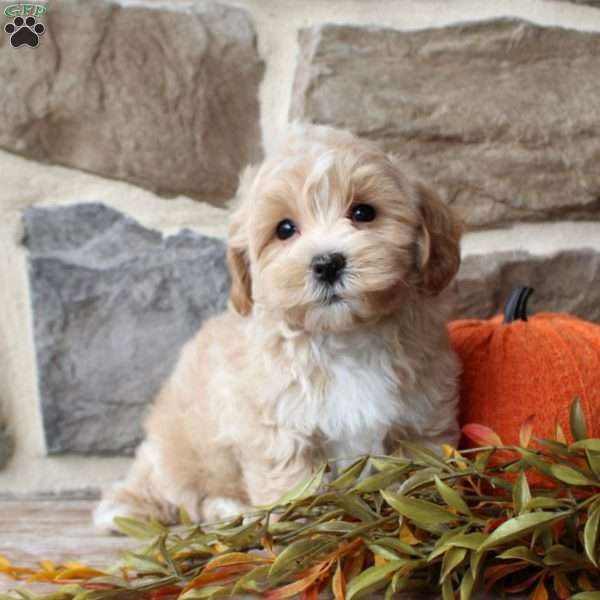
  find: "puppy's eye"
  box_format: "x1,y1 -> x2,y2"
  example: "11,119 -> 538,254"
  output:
350,203 -> 376,223
276,219 -> 297,240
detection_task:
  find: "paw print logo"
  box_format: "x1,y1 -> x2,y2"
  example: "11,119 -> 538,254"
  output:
4,16 -> 45,48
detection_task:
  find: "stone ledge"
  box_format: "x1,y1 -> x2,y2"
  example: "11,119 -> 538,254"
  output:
291,18 -> 600,228
0,0 -> 264,206
0,453 -> 131,497
0,149 -> 230,238
461,221 -> 600,257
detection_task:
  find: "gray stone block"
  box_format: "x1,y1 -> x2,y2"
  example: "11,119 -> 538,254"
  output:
0,0 -> 264,206
291,19 -> 600,228
24,203 -> 230,455
452,248 -> 600,322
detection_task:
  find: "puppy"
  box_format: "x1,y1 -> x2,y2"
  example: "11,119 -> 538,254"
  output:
94,123 -> 462,530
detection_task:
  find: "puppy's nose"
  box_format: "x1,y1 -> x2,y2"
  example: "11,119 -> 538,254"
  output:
311,252 -> 346,285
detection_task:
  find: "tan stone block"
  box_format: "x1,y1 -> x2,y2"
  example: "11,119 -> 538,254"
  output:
0,0 -> 264,205
291,19 -> 600,228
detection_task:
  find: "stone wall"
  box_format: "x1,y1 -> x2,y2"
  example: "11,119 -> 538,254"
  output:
0,0 -> 599,495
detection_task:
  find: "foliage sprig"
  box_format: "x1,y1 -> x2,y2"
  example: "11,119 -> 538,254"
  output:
1,400 -> 599,600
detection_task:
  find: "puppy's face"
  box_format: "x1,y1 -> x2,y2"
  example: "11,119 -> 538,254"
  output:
227,125 -> 461,333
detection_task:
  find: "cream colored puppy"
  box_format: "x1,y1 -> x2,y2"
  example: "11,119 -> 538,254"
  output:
94,123 -> 462,530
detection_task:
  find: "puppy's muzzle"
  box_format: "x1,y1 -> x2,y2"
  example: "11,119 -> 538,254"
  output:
311,252 -> 346,285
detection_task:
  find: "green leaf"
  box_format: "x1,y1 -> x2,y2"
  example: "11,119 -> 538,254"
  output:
536,438 -> 572,456
119,551 -> 169,575
512,472 -> 531,515
398,467 -> 442,495
381,490 -> 456,525
22,592 -> 78,600
311,492 -> 378,522
353,466 -> 408,493
398,441 -> 450,471
13,590 -> 41,600
369,456 -> 410,472
518,449 -> 553,478
524,497 -> 567,511
571,594 -> 600,600
313,521 -> 359,535
584,498 -> 600,567
586,449 -> 600,477
543,544 -> 586,566
159,534 -> 181,577
428,525 -> 469,560
429,532 -> 486,560
470,550 -> 485,581
345,561 -> 404,600
549,464 -> 596,486
215,518 -> 264,547
459,568 -> 475,600
231,564 -> 270,595
83,575 -> 130,588
440,546 -> 467,582
434,476 -> 471,515
370,537 -> 425,559
329,457 -> 368,488
478,511 -> 570,551
391,573 -> 410,593
180,585 -> 231,599
272,464 -> 327,506
570,439 -> 600,452
179,506 -> 193,527
392,559 -> 427,589
497,545 -> 542,565
473,448 -> 493,472
441,576 -> 454,600
268,537 -> 333,579
486,476 -> 515,491
367,544 -> 406,562
383,582 -> 394,600
113,516 -> 166,540
570,397 -> 588,441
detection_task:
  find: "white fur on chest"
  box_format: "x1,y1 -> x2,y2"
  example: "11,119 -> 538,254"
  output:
273,328 -> 402,459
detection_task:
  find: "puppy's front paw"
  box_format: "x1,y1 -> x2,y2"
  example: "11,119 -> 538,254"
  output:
93,498 -> 135,534
202,497 -> 248,523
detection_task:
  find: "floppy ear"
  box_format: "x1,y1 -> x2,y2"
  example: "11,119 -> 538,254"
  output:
226,166 -> 257,317
415,182 -> 462,295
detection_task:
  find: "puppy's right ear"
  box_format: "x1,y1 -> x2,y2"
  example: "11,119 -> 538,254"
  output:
414,181 -> 463,296
226,166 -> 257,317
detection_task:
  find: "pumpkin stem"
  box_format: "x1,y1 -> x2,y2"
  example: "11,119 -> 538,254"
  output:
503,287 -> 534,324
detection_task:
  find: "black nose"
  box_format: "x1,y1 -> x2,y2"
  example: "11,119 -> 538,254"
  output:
311,252 -> 346,285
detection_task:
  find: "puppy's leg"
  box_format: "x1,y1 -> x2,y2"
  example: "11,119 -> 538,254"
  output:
326,433 -> 385,479
242,452 -> 314,508
94,442 -> 178,533
201,497 -> 249,523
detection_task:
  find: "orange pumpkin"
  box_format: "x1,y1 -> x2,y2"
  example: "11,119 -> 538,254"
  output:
449,287 -> 600,446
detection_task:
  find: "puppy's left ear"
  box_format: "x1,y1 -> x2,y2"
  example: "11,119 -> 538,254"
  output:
415,182 -> 462,295
226,166 -> 257,317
